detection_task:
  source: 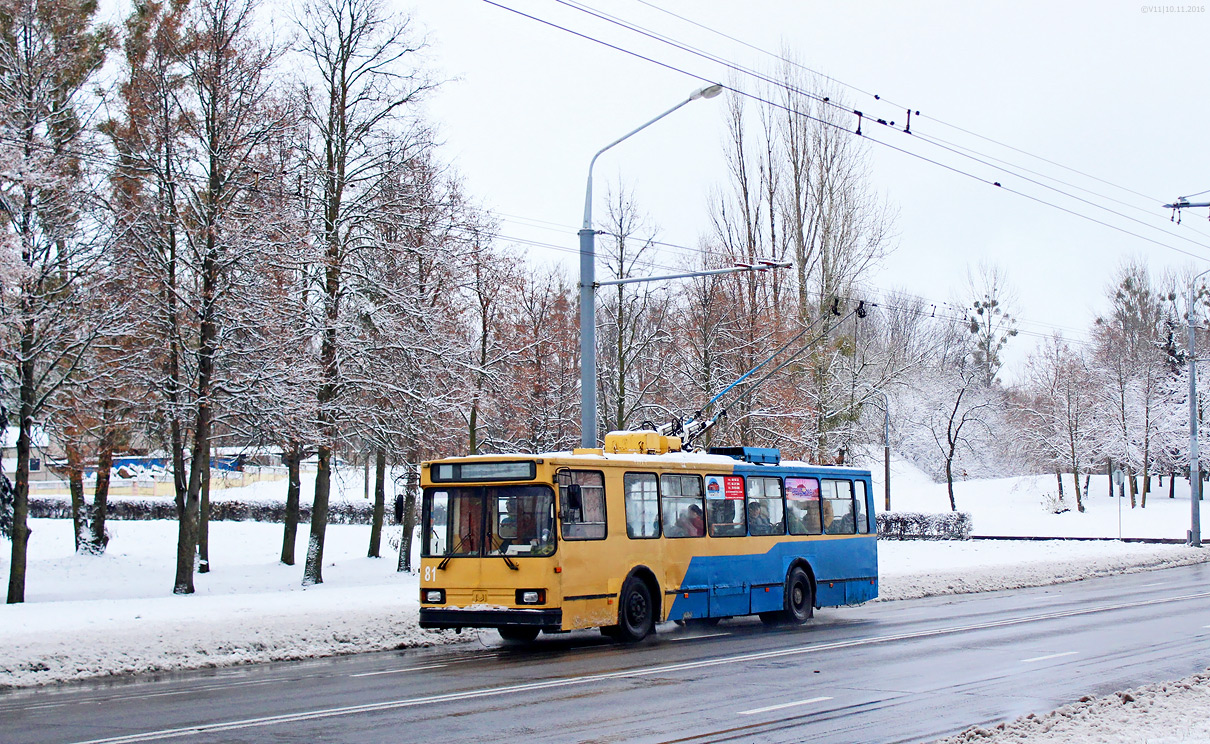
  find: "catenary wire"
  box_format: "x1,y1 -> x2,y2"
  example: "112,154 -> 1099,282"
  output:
630,0 -> 1175,208
550,0 -> 1210,251
479,0 -> 1210,266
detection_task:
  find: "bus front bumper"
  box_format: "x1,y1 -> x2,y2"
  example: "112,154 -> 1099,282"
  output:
419,607 -> 563,630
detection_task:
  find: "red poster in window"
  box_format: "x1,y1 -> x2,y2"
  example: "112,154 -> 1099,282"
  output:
724,476 -> 744,500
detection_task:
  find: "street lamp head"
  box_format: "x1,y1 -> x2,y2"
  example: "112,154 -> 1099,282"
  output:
690,83 -> 724,101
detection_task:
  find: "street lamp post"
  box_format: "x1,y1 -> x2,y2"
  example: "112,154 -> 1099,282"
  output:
1188,268 -> 1210,547
578,83 -> 723,449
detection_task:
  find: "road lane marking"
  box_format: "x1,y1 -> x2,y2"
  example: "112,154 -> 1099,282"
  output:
669,633 -> 729,642
350,664 -> 447,678
739,696 -> 832,715
1139,582 -> 1168,588
1021,651 -> 1078,663
65,588 -> 1210,744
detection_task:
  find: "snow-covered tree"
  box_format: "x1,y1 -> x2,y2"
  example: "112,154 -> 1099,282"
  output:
0,0 -> 112,603
966,262 -> 1018,387
293,0 -> 434,586
1015,335 -> 1100,512
1090,261 -> 1177,509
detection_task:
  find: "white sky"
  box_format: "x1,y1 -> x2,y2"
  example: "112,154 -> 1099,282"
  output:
413,0 -> 1210,377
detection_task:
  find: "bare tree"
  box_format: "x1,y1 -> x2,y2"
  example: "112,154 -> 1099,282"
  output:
966,262 -> 1018,387
494,265 -> 579,453
596,186 -> 673,435
102,0 -> 193,542
0,0 -> 111,603
1091,261 -> 1169,509
293,0 -> 434,585
1016,335 -> 1098,512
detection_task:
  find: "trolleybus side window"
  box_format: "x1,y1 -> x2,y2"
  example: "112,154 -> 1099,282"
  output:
624,473 -> 660,539
560,470 -> 607,540
424,490 -> 450,555
745,476 -> 785,536
854,480 -> 870,534
661,474 -> 705,538
821,479 -> 857,535
785,477 -> 822,535
705,474 -> 746,537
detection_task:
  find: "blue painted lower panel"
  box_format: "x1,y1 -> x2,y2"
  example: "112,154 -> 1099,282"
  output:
750,584 -> 782,613
668,536 -> 878,620
670,588 -> 709,620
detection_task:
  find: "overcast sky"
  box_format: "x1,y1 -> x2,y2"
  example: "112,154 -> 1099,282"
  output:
415,0 -> 1210,376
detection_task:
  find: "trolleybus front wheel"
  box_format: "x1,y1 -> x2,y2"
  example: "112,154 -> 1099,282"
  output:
609,576 -> 654,642
760,566 -> 813,626
498,626 -> 540,643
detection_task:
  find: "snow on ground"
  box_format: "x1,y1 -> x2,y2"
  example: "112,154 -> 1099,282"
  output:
936,671 -> 1210,744
878,539 -> 1207,601
1,455 -> 1208,744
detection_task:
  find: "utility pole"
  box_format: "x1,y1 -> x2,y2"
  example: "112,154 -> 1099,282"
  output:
860,386 -> 892,512
1165,195 -> 1210,548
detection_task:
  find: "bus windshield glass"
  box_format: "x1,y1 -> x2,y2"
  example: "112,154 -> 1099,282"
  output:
423,485 -> 556,558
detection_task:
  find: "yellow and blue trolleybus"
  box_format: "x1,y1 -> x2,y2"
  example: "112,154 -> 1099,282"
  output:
418,430 -> 878,643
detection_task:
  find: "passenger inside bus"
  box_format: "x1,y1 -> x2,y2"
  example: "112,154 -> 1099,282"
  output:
708,499 -> 745,536
678,504 -> 705,537
747,501 -> 771,533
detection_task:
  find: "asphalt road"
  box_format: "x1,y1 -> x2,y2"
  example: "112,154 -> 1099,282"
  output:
4,562 -> 1210,744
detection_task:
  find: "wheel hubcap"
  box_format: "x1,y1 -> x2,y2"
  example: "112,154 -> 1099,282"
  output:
628,592 -> 647,624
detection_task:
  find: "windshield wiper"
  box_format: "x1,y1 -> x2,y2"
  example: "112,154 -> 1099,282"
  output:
499,554 -> 519,571
437,536 -> 472,570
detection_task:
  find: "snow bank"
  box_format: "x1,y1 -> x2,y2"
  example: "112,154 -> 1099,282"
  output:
0,519 -> 465,688
937,670 -> 1210,743
878,540 -> 1209,601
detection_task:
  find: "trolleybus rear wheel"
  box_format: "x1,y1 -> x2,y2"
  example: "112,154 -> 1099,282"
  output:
498,626 -> 540,643
760,566 -> 813,625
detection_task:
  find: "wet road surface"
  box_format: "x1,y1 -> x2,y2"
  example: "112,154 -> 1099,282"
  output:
3,562 -> 1209,743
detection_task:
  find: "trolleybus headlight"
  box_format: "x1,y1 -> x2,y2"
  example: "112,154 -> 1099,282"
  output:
423,589 -> 445,603
516,589 -> 546,605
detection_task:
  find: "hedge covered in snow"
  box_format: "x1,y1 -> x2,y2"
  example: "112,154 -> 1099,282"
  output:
27,497 -> 376,525
877,511 -> 973,540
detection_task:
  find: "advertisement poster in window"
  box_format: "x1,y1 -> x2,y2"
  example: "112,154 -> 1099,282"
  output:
724,475 -> 744,500
785,477 -> 819,503
706,475 -> 746,501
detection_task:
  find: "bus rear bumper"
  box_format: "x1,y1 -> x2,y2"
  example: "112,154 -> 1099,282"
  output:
420,607 -> 563,630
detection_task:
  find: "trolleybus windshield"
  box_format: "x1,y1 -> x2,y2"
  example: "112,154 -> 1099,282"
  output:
423,485 -> 556,558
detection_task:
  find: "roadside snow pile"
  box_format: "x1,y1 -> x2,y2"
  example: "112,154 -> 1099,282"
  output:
0,588 -> 461,688
878,540 -> 1210,601
937,670 -> 1210,743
